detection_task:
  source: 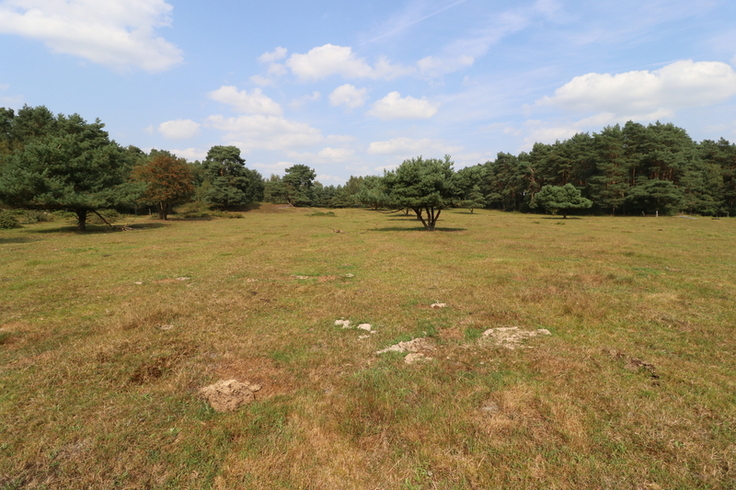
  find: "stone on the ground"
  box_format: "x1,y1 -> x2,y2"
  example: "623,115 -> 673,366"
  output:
335,319 -> 351,328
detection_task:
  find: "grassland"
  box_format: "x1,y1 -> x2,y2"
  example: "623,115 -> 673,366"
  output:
1,205 -> 735,489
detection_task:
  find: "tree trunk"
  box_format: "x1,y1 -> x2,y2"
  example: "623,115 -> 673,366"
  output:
425,207 -> 441,231
158,202 -> 168,220
75,209 -> 87,231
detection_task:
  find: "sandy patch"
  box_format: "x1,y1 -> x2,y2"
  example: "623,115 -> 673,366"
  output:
376,337 -> 434,355
480,327 -> 551,349
199,379 -> 262,412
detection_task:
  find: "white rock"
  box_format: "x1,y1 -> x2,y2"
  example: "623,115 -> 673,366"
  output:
405,353 -> 432,364
335,319 -> 351,328
376,337 -> 434,355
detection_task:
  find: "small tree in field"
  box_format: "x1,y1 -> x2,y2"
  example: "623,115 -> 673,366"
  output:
384,155 -> 460,231
531,183 -> 592,218
462,185 -> 486,214
132,151 -> 194,220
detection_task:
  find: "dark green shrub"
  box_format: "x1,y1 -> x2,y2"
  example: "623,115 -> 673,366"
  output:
0,211 -> 22,229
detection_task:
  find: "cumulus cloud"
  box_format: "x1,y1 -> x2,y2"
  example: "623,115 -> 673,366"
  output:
329,84 -> 367,110
158,119 -> 200,139
249,75 -> 273,86
285,44 -> 410,81
367,92 -> 439,120
290,91 -> 321,110
208,86 -> 282,116
367,137 -> 462,156
258,46 -> 287,63
287,147 -> 355,164
252,161 -> 291,173
316,174 -> 345,184
0,0 -> 183,71
167,147 -> 207,161
537,60 -> 736,118
206,115 -> 322,151
251,47 -> 290,85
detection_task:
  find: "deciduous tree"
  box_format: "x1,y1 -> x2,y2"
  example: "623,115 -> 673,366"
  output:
132,150 -> 194,220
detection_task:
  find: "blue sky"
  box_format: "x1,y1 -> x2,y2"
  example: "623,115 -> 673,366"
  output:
1,0 -> 735,184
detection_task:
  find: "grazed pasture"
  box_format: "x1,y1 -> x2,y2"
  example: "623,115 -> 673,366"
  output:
1,206 -> 735,489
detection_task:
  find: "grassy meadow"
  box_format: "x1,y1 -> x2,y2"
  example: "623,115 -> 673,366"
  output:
1,205 -> 735,489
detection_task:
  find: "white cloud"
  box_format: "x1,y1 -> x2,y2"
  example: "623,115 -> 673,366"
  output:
0,0 -> 182,71
318,147 -> 354,161
290,91 -> 321,110
285,147 -> 355,164
329,84 -> 367,110
167,147 -> 207,161
367,137 -> 462,156
316,174 -> 345,184
520,120 -> 580,149
252,161 -> 291,173
537,60 -> 736,118
296,147 -> 355,162
158,119 -> 200,139
367,92 -> 439,120
0,83 -> 23,106
267,63 -> 287,77
249,75 -> 273,87
285,44 -> 410,81
208,86 -> 283,116
417,55 -> 474,78
258,46 -> 287,63
206,114 -> 322,151
325,134 -> 357,144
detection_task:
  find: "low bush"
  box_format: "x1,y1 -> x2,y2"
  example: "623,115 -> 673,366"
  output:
0,210 -> 22,229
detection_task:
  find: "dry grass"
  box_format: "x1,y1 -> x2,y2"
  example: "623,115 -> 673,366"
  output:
1,208 -> 735,489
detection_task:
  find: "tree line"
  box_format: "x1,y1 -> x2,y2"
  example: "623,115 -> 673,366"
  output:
2,105 -> 736,231
290,121 -> 736,218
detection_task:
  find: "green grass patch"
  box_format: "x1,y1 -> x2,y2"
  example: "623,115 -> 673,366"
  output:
1,210 -> 735,488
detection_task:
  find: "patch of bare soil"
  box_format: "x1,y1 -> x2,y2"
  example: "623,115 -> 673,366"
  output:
480,327 -> 551,349
605,348 -> 659,379
215,356 -> 297,398
199,379 -> 262,412
376,338 -> 435,364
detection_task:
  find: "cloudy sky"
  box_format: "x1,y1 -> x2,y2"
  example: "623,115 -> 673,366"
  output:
1,0 -> 735,184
